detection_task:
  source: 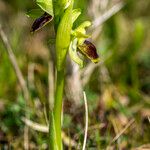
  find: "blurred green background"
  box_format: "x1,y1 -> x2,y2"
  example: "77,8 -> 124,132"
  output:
0,0 -> 150,149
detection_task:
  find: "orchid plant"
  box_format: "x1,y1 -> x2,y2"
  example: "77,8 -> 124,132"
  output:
27,0 -> 99,149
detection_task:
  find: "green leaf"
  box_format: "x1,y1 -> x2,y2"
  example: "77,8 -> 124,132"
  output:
36,0 -> 53,16
72,9 -> 81,23
56,0 -> 73,70
69,38 -> 84,67
26,9 -> 44,19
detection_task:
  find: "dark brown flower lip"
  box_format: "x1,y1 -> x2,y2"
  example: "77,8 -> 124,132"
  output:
78,40 -> 100,63
31,12 -> 53,33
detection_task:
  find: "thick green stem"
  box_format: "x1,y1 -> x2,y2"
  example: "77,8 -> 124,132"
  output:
54,69 -> 65,150
49,1 -> 73,149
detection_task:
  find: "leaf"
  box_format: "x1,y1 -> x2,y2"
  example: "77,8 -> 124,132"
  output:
69,38 -> 84,67
72,9 -> 81,23
56,0 -> 73,70
36,0 -> 53,16
26,9 -> 44,19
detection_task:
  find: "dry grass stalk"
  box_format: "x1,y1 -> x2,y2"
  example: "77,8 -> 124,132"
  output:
22,117 -> 77,147
111,119 -> 135,144
82,92 -> 89,150
0,23 -> 30,150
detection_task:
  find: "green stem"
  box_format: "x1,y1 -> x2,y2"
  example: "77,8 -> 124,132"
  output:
49,110 -> 58,150
54,69 -> 65,150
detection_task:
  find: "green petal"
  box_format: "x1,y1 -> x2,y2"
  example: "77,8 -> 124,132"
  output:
72,21 -> 91,44
74,21 -> 91,34
72,9 -> 81,23
69,38 -> 84,68
36,0 -> 53,16
64,0 -> 72,9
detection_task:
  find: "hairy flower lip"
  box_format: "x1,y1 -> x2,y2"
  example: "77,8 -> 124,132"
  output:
78,40 -> 100,63
31,12 -> 53,33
